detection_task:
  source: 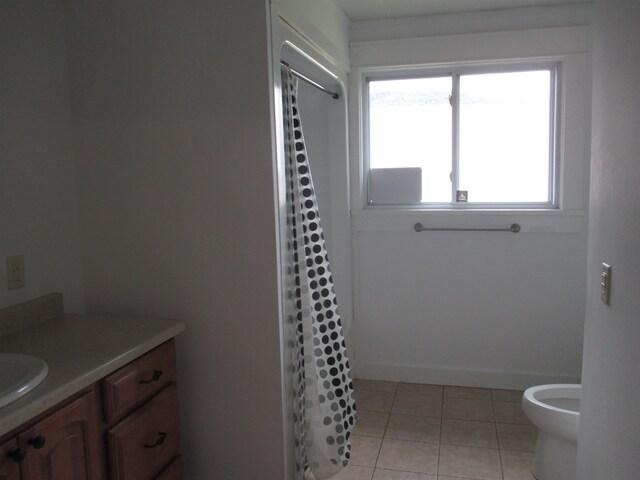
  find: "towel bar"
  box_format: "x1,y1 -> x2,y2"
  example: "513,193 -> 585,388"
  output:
413,223 -> 521,233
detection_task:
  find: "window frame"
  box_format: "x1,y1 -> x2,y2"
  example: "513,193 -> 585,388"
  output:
362,60 -> 562,210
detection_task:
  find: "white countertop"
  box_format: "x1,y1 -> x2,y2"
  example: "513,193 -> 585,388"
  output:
0,313 -> 185,437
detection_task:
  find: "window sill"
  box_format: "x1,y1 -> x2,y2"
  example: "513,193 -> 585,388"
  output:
351,209 -> 587,234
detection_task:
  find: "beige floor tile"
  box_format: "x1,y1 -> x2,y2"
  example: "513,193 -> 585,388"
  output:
443,396 -> 494,422
441,419 -> 498,448
397,383 -> 443,397
356,379 -> 399,393
373,468 -> 437,479
501,450 -> 535,480
350,435 -> 383,467
438,444 -> 502,480
357,390 -> 396,413
497,423 -> 538,452
326,465 -> 375,480
353,411 -> 389,437
493,400 -> 532,425
392,391 -> 442,417
444,386 -> 491,400
376,439 -> 439,474
385,414 -> 441,443
491,389 -> 524,402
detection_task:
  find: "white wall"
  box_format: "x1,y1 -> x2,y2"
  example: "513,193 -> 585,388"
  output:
274,0 -> 350,71
64,1 -> 285,477
349,8 -> 592,389
577,1 -> 640,478
0,1 -> 85,312
349,3 -> 593,42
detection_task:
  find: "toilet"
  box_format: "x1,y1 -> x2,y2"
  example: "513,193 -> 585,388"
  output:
522,384 -> 580,480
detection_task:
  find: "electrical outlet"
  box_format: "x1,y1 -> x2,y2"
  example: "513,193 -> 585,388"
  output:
6,255 -> 25,290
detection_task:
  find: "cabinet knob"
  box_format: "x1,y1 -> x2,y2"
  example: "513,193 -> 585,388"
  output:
139,370 -> 163,384
143,431 -> 167,449
6,448 -> 26,462
28,436 -> 46,449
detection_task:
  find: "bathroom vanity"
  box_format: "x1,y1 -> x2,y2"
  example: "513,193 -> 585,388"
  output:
0,294 -> 185,480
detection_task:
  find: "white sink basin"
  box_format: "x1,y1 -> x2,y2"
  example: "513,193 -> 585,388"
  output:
0,354 -> 48,409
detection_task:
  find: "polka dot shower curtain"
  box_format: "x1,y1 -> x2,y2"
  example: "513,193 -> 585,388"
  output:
281,66 -> 356,480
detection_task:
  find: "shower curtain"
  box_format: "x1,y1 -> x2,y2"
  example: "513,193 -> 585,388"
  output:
281,66 -> 356,480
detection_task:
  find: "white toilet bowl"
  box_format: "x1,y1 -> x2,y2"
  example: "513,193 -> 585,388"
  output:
522,384 -> 580,480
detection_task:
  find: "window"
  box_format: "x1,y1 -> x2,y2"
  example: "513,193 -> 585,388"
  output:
365,65 -> 559,208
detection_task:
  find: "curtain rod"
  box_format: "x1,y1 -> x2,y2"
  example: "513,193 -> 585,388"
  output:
281,61 -> 340,100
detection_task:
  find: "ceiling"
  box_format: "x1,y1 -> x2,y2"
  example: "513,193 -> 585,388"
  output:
332,0 -> 589,21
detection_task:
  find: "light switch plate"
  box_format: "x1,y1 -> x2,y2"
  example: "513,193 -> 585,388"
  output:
601,263 -> 612,305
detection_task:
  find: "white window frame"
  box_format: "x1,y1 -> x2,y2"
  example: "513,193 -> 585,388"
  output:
349,27 -> 590,234
362,60 -> 562,210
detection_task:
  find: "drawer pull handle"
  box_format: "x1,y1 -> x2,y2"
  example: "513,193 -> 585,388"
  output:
28,436 -> 46,449
6,448 -> 26,462
139,370 -> 163,384
144,432 -> 167,449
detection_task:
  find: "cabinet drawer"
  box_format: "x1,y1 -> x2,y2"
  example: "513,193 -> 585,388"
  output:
108,384 -> 179,480
103,340 -> 176,423
155,456 -> 182,479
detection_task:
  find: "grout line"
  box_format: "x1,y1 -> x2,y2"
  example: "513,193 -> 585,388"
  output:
436,383 -> 444,477
370,381 -> 397,473
491,389 -> 506,480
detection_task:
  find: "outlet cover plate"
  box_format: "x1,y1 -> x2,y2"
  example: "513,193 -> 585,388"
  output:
6,255 -> 25,290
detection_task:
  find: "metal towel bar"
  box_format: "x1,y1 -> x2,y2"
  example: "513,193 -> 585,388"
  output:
413,223 -> 521,233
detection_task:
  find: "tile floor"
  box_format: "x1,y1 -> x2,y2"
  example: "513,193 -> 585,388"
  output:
332,380 -> 538,480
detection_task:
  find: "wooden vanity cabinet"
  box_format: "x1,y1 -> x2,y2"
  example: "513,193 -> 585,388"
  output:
154,457 -> 182,480
17,391 -> 102,480
0,438 -> 21,480
0,389 -> 103,480
0,339 -> 180,480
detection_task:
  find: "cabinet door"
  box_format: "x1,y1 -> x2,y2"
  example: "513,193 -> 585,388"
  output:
18,391 -> 101,480
0,438 -> 21,480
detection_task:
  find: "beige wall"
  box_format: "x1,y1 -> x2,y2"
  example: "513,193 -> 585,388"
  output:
0,1 -> 85,312
64,1 -> 285,477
